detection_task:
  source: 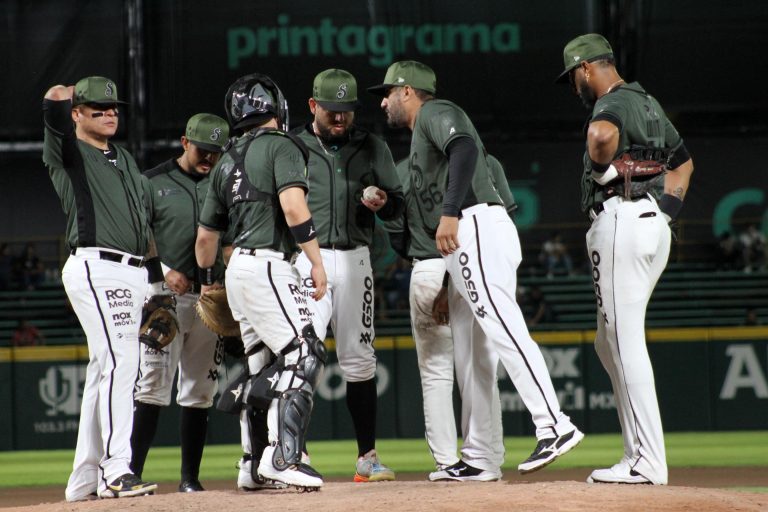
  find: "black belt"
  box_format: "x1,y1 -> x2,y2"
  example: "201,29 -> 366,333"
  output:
320,244 -> 362,251
71,248 -> 144,268
239,247 -> 292,261
592,194 -> 650,215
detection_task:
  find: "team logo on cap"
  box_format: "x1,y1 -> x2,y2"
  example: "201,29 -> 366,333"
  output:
336,83 -> 348,99
573,56 -> 581,62
396,77 -> 405,83
105,82 -> 115,97
210,127 -> 222,141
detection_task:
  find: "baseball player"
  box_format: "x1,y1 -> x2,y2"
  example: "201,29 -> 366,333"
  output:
290,69 -> 404,482
370,61 -> 584,478
195,73 -> 328,490
43,77 -> 157,500
384,156 -> 514,480
130,113 -> 230,492
556,33 -> 694,485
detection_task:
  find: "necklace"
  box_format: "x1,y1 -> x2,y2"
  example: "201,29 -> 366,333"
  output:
606,79 -> 625,94
312,123 -> 334,157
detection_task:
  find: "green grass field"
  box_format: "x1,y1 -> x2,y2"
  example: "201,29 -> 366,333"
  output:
0,431 -> 765,489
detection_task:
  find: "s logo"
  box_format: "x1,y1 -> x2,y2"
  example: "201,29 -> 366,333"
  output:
210,127 -> 222,141
337,83 -> 348,99
105,82 -> 115,97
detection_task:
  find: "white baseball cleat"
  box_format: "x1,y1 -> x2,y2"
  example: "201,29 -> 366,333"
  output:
587,462 -> 653,484
429,460 -> 502,482
258,445 -> 323,490
518,428 -> 585,474
237,456 -> 287,490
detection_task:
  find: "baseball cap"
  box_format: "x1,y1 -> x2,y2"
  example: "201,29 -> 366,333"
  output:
185,113 -> 230,153
367,60 -> 437,97
73,76 -> 128,106
313,69 -> 360,112
555,33 -> 614,83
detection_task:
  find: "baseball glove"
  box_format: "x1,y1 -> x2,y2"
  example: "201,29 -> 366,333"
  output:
611,153 -> 666,199
140,294 -> 179,351
195,288 -> 240,337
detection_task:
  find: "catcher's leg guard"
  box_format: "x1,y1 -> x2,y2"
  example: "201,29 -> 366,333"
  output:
247,407 -> 269,480
273,325 -> 327,470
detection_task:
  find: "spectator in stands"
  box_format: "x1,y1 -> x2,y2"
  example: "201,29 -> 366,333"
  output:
744,308 -> 762,326
383,257 -> 412,311
716,231 -> 741,271
739,224 -> 767,273
11,319 -> 45,347
0,243 -> 12,290
521,285 -> 555,327
20,243 -> 45,290
539,231 -> 574,279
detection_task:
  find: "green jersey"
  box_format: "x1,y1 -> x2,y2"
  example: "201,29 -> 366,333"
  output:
386,154 -> 516,260
292,125 -> 404,247
580,82 -> 684,215
410,99 -> 502,234
143,159 -> 225,281
42,99 -> 149,255
199,129 -> 308,253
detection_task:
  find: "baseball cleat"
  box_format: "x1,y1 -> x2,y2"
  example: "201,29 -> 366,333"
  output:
258,445 -> 323,489
237,457 -> 288,490
178,479 -> 205,492
99,473 -> 158,498
587,462 -> 654,484
354,449 -> 396,482
517,428 -> 585,474
428,461 -> 501,482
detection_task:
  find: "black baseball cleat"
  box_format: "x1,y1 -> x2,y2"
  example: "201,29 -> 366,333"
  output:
517,428 -> 585,474
178,479 -> 205,492
99,473 -> 158,498
428,461 -> 502,482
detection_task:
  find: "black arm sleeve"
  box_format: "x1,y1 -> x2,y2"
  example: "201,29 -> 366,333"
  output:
376,190 -> 405,221
442,136 -> 479,217
43,99 -> 75,137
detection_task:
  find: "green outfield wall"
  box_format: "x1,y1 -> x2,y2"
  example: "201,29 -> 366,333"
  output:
1,327 -> 766,451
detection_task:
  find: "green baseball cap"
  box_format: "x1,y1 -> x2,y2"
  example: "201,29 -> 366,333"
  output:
313,68 -> 360,112
73,76 -> 128,106
185,113 -> 230,153
555,33 -> 614,83
367,60 -> 436,97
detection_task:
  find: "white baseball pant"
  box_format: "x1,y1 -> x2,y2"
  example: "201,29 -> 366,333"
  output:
587,195 -> 670,484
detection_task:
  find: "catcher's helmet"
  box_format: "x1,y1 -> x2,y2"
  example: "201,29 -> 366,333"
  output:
225,73 -> 289,131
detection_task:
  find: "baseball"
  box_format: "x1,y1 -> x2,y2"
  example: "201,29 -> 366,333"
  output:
363,186 -> 380,201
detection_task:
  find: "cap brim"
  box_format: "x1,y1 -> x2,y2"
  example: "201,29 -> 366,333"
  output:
74,99 -> 130,106
316,100 -> 360,112
189,140 -> 225,153
366,84 -> 392,97
554,65 -> 576,84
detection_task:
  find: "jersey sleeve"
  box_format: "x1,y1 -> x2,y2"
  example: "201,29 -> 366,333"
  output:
421,102 -> 475,154
591,94 -> 627,132
273,138 -> 309,194
140,175 -> 155,226
198,164 -> 228,231
42,99 -> 78,170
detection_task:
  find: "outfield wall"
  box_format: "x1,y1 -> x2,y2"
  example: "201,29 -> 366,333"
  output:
1,327 -> 766,451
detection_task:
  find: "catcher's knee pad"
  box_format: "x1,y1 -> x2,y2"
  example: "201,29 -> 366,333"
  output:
244,344 -> 280,410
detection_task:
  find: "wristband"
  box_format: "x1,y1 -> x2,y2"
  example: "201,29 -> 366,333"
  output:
589,158 -> 610,174
197,266 -> 215,286
145,256 -> 164,284
290,217 -> 317,244
658,194 -> 683,222
441,271 -> 450,288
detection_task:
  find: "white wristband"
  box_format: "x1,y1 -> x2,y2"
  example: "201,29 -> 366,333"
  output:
591,164 -> 618,185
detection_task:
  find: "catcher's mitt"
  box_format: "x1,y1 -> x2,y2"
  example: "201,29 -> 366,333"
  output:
196,288 -> 240,337
140,294 -> 179,351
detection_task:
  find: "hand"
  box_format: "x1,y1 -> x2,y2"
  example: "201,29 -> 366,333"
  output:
431,286 -> 450,325
362,188 -> 387,212
435,216 -> 460,256
310,264 -> 327,301
165,269 -> 190,296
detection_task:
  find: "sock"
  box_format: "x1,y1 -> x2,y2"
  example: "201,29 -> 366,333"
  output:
346,378 -> 377,457
180,407 -> 208,482
130,401 -> 161,478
